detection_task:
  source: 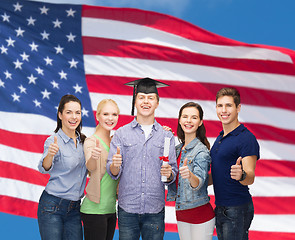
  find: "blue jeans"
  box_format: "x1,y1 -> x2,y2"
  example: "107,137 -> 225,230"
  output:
215,200 -> 254,240
118,206 -> 165,240
37,190 -> 83,240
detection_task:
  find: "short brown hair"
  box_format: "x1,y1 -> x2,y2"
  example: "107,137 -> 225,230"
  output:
216,87 -> 240,107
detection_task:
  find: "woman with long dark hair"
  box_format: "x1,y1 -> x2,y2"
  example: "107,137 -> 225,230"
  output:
167,102 -> 215,240
37,94 -> 87,240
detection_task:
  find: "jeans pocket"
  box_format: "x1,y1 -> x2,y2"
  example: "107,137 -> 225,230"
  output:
39,200 -> 59,215
223,207 -> 239,221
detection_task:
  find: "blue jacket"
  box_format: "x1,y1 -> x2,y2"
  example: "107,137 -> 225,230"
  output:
167,137 -> 211,210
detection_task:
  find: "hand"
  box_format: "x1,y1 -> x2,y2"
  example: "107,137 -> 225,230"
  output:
231,157 -> 243,180
112,146 -> 122,168
91,139 -> 101,160
161,163 -> 172,178
162,125 -> 174,135
179,158 -> 191,179
48,136 -> 59,157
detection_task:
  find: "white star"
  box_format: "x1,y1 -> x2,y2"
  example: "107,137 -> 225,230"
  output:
51,80 -> 59,89
35,66 -> 44,75
68,58 -> 78,68
28,74 -> 37,84
40,6 -> 49,15
0,45 -> 8,54
27,16 -> 36,26
82,107 -> 89,117
44,56 -> 53,65
54,45 -> 64,54
58,70 -> 67,80
66,32 -> 76,42
4,70 -> 12,79
1,12 -> 10,22
13,2 -> 23,12
20,52 -> 29,61
73,83 -> 82,93
13,59 -> 23,69
66,8 -> 76,17
12,92 -> 20,102
29,41 -> 39,51
41,89 -> 51,99
52,19 -> 62,28
6,37 -> 15,47
18,85 -> 27,93
15,27 -> 25,37
33,99 -> 41,108
0,79 -> 5,88
40,30 -> 50,40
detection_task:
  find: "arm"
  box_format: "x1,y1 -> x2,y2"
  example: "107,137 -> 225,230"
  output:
84,137 -> 101,172
42,136 -> 59,171
231,155 -> 257,185
106,133 -> 123,180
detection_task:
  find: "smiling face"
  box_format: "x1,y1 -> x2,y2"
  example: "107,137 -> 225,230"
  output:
179,106 -> 203,137
96,102 -> 119,131
216,95 -> 240,129
58,101 -> 81,135
135,93 -> 159,118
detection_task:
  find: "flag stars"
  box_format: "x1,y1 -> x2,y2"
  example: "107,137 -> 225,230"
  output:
66,8 -> 76,17
0,79 -> 5,88
73,83 -> 82,93
69,58 -> 78,68
66,32 -> 76,42
40,6 -> 49,15
29,41 -> 39,51
20,52 -> 29,61
51,80 -> 59,89
54,45 -> 64,54
40,30 -> 50,40
1,12 -> 10,22
6,37 -> 15,47
13,59 -> 23,69
13,2 -> 23,12
82,107 -> 89,117
15,27 -> 25,37
27,16 -> 36,26
41,89 -> 51,99
35,67 -> 44,75
33,99 -> 41,108
58,70 -> 67,80
4,70 -> 12,80
44,56 -> 53,65
27,74 -> 37,84
0,45 -> 8,54
12,92 -> 20,102
18,85 -> 27,94
53,18 -> 62,28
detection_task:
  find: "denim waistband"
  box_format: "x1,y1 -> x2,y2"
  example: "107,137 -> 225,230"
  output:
42,190 -> 81,207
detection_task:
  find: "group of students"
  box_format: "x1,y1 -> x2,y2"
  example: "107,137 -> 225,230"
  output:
37,77 -> 259,240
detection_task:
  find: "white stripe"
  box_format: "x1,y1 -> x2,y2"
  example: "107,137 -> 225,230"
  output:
0,177 -> 44,202
89,93 -> 295,132
82,18 -> 292,63
84,55 -> 295,94
208,177 -> 295,197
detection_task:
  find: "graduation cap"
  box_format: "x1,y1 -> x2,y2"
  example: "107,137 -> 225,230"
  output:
125,77 -> 169,115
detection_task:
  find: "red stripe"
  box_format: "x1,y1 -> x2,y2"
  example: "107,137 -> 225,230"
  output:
0,162 -> 48,186
0,196 -> 38,218
83,37 -> 295,76
249,231 -> 295,240
256,160 -> 295,177
0,129 -> 47,153
86,75 -> 295,111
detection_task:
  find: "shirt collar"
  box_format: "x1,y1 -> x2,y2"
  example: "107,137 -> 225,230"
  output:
184,137 -> 201,150
219,123 -> 245,137
57,128 -> 81,143
131,118 -> 160,131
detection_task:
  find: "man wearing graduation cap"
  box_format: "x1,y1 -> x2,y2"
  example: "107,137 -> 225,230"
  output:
106,78 -> 178,240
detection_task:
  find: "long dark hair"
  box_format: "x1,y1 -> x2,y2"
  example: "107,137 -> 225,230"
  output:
177,102 -> 210,150
54,94 -> 86,143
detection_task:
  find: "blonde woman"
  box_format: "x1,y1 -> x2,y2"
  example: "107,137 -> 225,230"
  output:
80,99 -> 120,240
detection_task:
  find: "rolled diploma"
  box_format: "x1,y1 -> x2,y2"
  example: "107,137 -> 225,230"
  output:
161,137 -> 170,182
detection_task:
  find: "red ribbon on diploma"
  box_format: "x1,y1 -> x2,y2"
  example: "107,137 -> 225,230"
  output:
159,156 -> 169,162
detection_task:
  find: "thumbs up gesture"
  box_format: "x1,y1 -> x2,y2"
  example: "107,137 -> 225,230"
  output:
91,139 -> 101,160
112,146 -> 122,168
179,158 -> 191,179
48,136 -> 59,157
230,156 -> 243,180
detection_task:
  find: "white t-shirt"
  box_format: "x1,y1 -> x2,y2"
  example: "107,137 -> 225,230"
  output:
141,124 -> 153,139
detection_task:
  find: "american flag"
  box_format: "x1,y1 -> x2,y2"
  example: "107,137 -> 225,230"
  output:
1,0 -> 295,239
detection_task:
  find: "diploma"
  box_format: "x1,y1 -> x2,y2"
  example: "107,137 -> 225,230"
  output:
161,137 -> 170,182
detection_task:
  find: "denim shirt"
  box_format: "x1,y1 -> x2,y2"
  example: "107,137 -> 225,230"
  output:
167,137 -> 211,210
106,118 -> 178,214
